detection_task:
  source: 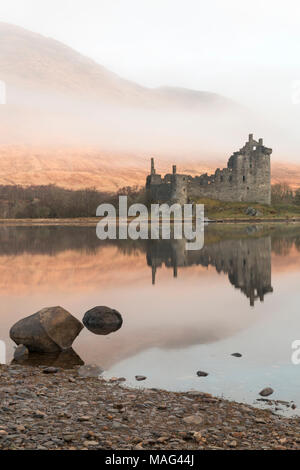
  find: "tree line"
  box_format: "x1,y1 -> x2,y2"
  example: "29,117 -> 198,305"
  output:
0,184 -> 145,218
271,183 -> 300,205
0,182 -> 298,218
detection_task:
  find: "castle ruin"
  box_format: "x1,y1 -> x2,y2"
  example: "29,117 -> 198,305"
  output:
146,134 -> 272,205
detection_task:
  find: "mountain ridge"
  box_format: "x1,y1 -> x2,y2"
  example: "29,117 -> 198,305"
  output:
0,21 -> 234,109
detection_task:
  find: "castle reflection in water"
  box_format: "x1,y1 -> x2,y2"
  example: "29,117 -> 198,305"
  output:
2,224 -> 300,308
146,237 -> 273,306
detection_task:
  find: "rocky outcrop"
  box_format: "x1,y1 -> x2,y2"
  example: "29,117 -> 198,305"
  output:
83,306 -> 123,335
245,207 -> 262,217
10,306 -> 83,353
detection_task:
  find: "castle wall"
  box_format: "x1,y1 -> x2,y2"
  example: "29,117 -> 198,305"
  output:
146,178 -> 172,203
146,135 -> 272,205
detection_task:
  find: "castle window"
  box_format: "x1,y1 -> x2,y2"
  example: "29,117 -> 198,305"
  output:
243,176 -> 246,182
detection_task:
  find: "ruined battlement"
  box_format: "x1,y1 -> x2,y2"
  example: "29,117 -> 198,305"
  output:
146,135 -> 272,205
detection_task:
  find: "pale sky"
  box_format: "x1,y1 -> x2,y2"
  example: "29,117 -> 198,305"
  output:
1,0 -> 300,102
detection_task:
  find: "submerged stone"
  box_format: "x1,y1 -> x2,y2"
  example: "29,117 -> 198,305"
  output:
259,387 -> 274,397
196,371 -> 209,377
11,348 -> 84,369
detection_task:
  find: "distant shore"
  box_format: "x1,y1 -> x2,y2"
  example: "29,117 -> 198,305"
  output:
0,217 -> 300,226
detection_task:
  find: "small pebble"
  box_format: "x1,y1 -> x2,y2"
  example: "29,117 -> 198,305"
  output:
196,371 -> 209,377
259,387 -> 274,397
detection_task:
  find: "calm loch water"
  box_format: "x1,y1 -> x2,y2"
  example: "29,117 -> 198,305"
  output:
1,223 -> 300,415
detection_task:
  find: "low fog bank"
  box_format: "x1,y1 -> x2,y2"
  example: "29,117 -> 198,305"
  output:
0,89 -> 290,164
0,77 -> 299,166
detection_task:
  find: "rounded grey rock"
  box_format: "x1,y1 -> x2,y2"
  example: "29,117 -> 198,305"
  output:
83,306 -> 123,335
259,387 -> 274,397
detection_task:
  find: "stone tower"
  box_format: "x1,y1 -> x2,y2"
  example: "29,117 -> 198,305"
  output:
170,165 -> 188,205
226,134 -> 272,205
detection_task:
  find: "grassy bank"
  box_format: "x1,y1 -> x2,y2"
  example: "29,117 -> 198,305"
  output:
0,198 -> 300,224
191,198 -> 300,220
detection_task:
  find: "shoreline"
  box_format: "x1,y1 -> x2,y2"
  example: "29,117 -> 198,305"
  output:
0,364 -> 299,450
0,217 -> 300,226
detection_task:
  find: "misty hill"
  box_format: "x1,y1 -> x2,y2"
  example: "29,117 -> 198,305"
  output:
0,22 -> 233,110
1,22 -> 298,192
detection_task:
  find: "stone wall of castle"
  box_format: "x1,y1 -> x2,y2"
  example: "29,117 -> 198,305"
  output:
146,135 -> 272,205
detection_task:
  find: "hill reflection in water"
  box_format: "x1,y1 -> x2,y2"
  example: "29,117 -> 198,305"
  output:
1,223 -> 300,306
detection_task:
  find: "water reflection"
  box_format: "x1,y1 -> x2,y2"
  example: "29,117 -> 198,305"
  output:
1,223 -> 300,411
0,224 -> 300,306
11,348 -> 84,368
146,237 -> 273,306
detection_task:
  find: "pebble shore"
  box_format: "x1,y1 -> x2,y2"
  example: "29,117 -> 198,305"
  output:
0,364 -> 299,450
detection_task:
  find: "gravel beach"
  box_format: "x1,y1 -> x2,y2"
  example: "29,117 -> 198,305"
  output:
0,364 -> 300,450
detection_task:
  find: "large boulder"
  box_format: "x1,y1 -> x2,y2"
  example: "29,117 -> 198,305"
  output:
83,306 -> 123,335
10,306 -> 83,353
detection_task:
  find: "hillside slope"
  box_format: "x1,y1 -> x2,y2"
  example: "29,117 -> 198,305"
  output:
0,146 -> 298,191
